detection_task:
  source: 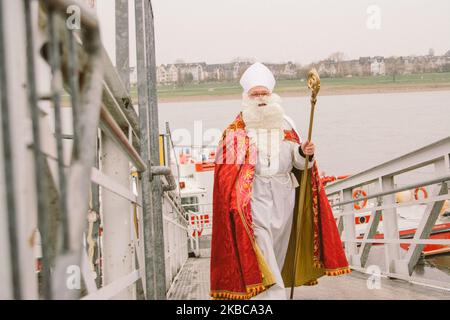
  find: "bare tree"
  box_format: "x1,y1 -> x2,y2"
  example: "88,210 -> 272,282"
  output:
386,56 -> 404,82
328,52 -> 346,76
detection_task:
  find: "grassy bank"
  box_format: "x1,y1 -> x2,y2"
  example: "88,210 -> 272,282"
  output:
129,72 -> 450,103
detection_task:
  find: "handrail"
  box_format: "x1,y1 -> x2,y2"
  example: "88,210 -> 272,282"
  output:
99,106 -> 147,172
332,173 -> 450,207
101,47 -> 140,137
323,135 -> 450,285
163,192 -> 189,226
326,136 -> 450,194
335,194 -> 450,218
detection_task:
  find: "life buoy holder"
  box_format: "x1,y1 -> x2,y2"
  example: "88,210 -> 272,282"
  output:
353,189 -> 368,210
190,215 -> 204,237
414,187 -> 428,200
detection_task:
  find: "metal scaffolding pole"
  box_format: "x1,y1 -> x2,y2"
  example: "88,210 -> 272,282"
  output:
115,0 -> 130,92
135,0 -> 156,300
144,0 -> 167,299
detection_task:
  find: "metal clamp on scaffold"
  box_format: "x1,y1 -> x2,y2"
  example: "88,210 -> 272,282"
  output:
149,164 -> 177,191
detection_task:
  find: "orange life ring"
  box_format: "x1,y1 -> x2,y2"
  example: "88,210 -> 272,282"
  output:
414,187 -> 428,200
353,189 -> 368,210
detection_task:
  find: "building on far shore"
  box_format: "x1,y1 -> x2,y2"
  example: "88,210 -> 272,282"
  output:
156,50 -> 450,85
157,64 -> 179,85
370,56 -> 386,76
317,60 -> 337,77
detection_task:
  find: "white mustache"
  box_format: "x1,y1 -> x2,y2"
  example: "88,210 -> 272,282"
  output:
241,92 -> 282,109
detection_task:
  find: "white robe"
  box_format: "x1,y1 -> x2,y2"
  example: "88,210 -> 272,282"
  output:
250,116 -> 314,300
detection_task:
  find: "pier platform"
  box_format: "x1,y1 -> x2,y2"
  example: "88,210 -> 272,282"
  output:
167,258 -> 450,300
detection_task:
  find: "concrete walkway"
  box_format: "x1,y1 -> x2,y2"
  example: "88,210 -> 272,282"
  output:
167,258 -> 450,300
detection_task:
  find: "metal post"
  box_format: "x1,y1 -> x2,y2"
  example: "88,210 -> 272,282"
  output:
144,0 -> 167,299
67,29 -> 80,170
0,0 -> 21,300
48,7 -> 70,254
167,222 -> 172,282
134,0 -> 156,299
115,0 -> 130,91
357,182 -> 383,268
132,171 -> 146,300
342,188 -> 357,264
165,123 -> 171,167
165,123 -> 181,200
1,0 -> 40,300
381,175 -> 401,273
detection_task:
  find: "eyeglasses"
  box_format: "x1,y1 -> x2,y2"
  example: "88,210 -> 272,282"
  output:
248,92 -> 271,98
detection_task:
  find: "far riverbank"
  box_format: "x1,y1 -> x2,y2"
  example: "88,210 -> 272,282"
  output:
157,83 -> 450,103
146,72 -> 450,103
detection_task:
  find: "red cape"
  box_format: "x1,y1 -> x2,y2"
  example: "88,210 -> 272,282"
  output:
210,113 -> 350,300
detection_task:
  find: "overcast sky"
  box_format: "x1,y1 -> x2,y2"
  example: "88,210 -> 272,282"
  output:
95,0 -> 450,66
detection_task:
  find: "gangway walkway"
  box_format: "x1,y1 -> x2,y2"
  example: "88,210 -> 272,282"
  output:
168,257 -> 450,300
168,136 -> 450,300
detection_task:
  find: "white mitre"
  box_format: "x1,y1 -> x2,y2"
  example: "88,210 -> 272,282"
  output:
239,62 -> 276,93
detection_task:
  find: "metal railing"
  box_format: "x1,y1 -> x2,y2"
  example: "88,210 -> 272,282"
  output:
182,203 -> 213,258
162,192 -> 189,292
0,0 -> 187,300
158,123 -> 191,288
326,136 -> 450,289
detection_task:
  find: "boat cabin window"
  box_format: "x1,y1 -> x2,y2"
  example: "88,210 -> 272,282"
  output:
182,196 -> 199,213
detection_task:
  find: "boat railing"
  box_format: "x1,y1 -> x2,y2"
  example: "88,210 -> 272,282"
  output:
181,203 -> 213,259
173,144 -> 219,163
182,203 -> 214,232
325,136 -> 450,289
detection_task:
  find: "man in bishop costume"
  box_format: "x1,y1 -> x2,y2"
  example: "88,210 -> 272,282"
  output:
210,62 -> 351,300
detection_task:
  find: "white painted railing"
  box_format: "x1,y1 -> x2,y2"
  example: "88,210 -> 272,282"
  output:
162,192 -> 190,290
326,136 -> 450,289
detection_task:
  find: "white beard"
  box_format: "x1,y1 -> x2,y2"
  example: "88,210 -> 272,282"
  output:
241,93 -> 285,166
241,92 -> 284,131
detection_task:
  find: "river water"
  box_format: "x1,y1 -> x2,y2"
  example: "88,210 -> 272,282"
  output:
159,90 -> 450,178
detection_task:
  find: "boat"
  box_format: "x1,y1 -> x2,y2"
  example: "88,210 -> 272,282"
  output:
174,147 -> 450,257
173,147 -> 216,257
354,202 -> 450,256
